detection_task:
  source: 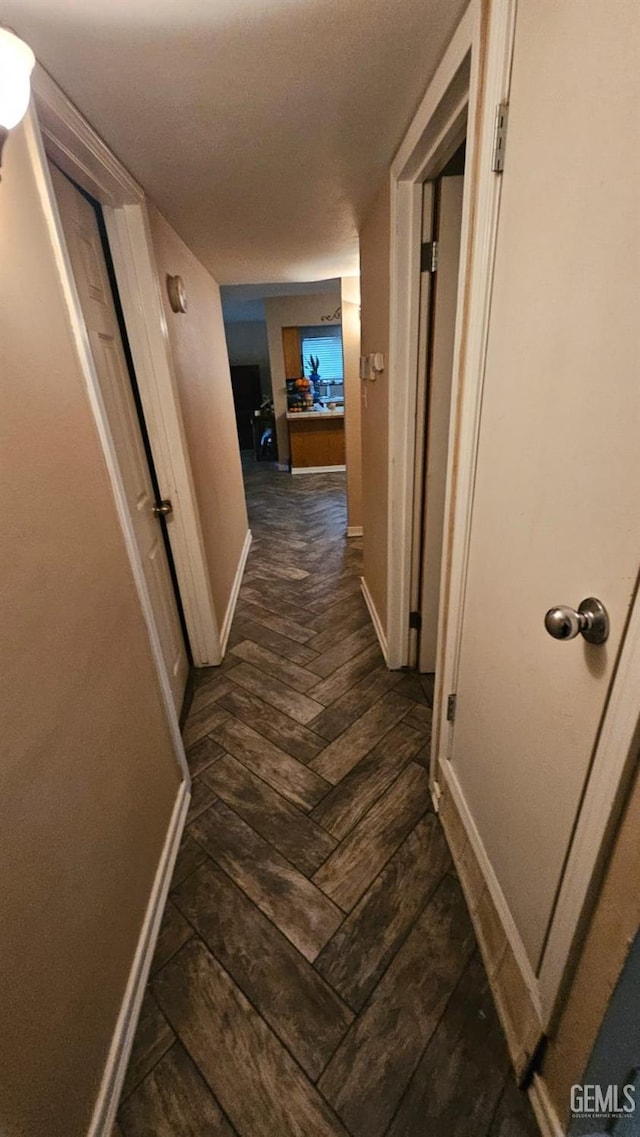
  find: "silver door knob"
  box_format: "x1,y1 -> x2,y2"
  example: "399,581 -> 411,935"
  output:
544,597 -> 609,645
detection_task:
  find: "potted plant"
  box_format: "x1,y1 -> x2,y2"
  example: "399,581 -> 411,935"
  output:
306,354 -> 320,379
306,354 -> 322,403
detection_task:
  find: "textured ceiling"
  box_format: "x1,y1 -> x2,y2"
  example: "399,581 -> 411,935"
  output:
2,0 -> 468,283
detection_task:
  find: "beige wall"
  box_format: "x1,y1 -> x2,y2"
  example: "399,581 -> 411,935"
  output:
264,289 -> 342,465
0,124 -> 181,1136
340,276 -> 363,533
540,762 -> 640,1124
359,178 -> 390,629
149,207 -> 249,636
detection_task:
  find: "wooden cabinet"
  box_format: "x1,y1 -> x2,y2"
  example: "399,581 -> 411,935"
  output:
288,414 -> 345,470
282,326 -> 302,378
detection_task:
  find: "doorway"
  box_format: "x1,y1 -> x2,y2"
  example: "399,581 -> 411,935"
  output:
386,0 -> 640,1069
49,164 -> 189,713
35,68 -> 223,674
230,364 -> 263,452
221,286 -> 352,481
285,323 -> 346,473
410,142 -> 466,688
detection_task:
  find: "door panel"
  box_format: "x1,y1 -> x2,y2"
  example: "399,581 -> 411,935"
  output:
409,183 -> 435,653
51,165 -> 188,713
147,536 -> 186,682
92,332 -> 156,524
449,0 -> 640,969
418,175 -> 464,673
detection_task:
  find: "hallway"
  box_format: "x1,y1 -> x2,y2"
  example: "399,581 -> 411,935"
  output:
116,463 -> 538,1137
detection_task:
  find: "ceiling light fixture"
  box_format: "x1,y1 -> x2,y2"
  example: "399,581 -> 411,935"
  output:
0,28 -> 36,175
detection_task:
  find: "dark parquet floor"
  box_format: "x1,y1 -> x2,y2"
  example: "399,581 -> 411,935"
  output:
116,459 -> 539,1137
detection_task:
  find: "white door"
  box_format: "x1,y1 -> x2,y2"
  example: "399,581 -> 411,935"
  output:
50,165 -> 189,714
448,0 -> 640,976
418,173 -> 464,673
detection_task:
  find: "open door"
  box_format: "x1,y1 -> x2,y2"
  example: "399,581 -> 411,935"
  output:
411,146 -> 465,677
50,165 -> 189,714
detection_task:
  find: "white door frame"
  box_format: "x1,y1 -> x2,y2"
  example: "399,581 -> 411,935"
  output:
21,100 -> 190,788
33,65 -> 222,670
387,0 -> 640,1031
386,0 -> 479,675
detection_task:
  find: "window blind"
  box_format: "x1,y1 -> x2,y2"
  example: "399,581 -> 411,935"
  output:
300,332 -> 344,381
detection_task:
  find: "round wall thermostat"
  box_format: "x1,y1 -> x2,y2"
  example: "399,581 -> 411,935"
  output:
166,274 -> 187,314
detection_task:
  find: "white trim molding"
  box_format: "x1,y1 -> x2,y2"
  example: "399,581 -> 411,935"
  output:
88,783 -> 190,1137
431,0 -> 517,782
529,1074 -> 566,1137
441,760 -> 544,1024
220,529 -> 253,655
361,577 -> 389,664
438,767 -> 545,1080
291,465 -> 346,475
33,64 -> 143,206
32,63 -> 222,669
382,0 -> 518,767
386,1 -> 478,671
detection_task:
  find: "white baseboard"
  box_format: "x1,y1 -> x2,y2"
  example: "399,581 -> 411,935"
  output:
291,465 -> 346,474
88,782 -> 190,1137
529,1074 -> 565,1137
430,777 -> 443,813
360,576 -> 389,664
219,528 -> 252,656
347,525 -> 363,537
440,760 -> 543,1023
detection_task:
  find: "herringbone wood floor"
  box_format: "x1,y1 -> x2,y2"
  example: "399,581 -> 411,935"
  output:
116,460 -> 539,1137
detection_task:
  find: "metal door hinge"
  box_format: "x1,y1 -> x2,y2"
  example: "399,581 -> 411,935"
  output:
409,610 -> 422,631
420,240 -> 438,273
447,693 -> 457,722
152,499 -> 173,518
491,101 -> 509,173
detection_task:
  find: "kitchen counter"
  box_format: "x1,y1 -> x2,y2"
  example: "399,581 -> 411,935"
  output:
286,409 -> 346,472
286,409 -> 344,420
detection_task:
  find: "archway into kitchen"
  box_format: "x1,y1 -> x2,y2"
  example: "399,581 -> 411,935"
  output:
283,322 -> 345,473
221,278 -> 362,542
